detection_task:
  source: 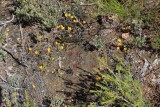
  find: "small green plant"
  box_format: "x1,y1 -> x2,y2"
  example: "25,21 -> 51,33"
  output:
151,34 -> 160,50
93,35 -> 105,49
134,36 -> 146,48
3,90 -> 35,107
141,6 -> 160,30
13,0 -> 59,29
0,49 -> 7,61
90,55 -> 151,106
24,90 -> 35,107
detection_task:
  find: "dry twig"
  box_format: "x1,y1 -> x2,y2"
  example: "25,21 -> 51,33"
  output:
0,14 -> 15,26
0,45 -> 28,67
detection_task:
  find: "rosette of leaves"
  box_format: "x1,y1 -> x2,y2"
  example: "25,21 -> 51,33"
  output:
90,55 -> 151,106
93,35 -> 104,49
134,36 -> 146,48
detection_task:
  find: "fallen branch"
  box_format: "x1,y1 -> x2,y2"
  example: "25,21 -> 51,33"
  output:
0,14 -> 15,26
0,75 -> 7,82
0,46 -> 28,67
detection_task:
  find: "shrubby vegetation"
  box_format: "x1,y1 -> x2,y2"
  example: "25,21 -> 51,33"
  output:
151,33 -> 160,50
90,55 -> 151,106
0,0 -> 159,106
13,0 -> 59,29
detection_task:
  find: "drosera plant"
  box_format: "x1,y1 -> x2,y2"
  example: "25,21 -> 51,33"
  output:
90,55 -> 152,106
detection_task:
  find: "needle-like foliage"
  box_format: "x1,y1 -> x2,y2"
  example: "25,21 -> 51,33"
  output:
90,55 -> 151,106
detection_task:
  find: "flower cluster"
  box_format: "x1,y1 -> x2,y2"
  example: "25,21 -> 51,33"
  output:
56,25 -> 65,30
116,39 -> 127,52
65,13 -> 87,25
55,40 -> 64,50
65,13 -> 79,23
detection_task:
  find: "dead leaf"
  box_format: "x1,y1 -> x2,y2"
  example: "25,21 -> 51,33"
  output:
122,33 -> 129,39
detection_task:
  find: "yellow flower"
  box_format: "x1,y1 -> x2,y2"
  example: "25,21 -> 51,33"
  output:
117,42 -> 122,47
56,25 -> 60,29
68,13 -> 71,17
59,45 -> 64,50
73,19 -> 78,23
39,65 -> 43,69
68,26 -> 72,31
34,50 -> 39,55
37,35 -> 43,40
95,76 -> 101,81
117,46 -> 120,50
47,47 -> 51,53
60,25 -> 65,30
123,47 -> 127,51
82,20 -> 86,24
65,13 -> 71,17
55,41 -> 60,45
28,47 -> 32,51
117,39 -> 122,43
32,84 -> 36,89
70,15 -> 74,19
65,13 -> 69,17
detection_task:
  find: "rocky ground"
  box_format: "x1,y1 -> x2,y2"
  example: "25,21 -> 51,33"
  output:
0,0 -> 159,107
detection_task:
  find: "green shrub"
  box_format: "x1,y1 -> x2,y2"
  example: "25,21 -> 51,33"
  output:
134,36 -> 146,48
3,90 -> 35,107
24,90 -> 35,107
90,55 -> 151,106
88,0 -> 143,20
141,6 -> 160,30
151,34 -> 160,50
13,0 -> 59,29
